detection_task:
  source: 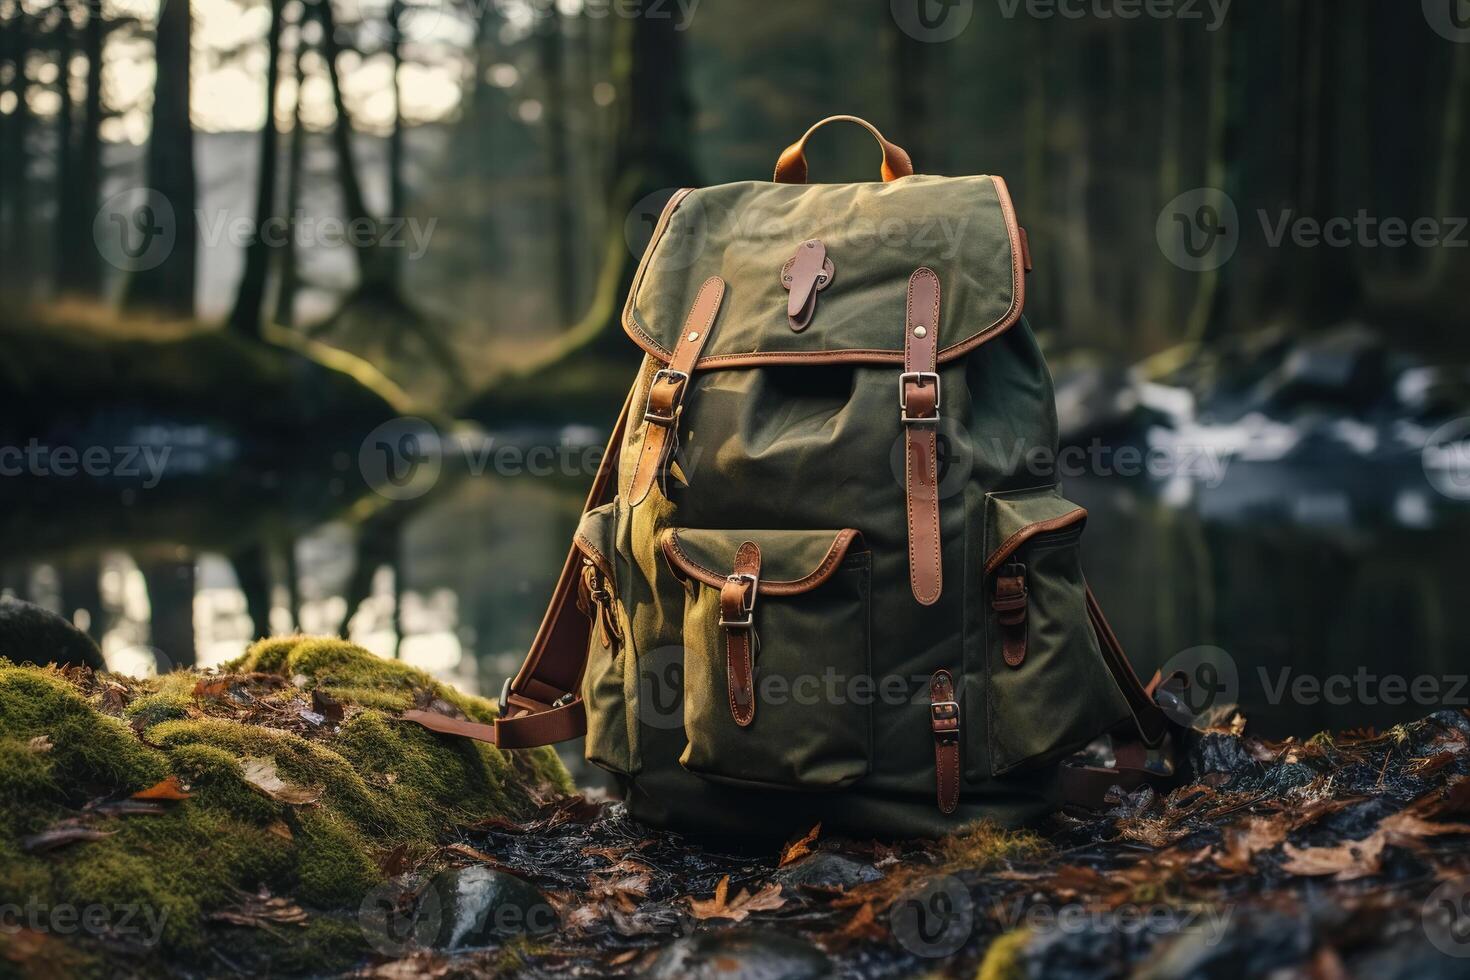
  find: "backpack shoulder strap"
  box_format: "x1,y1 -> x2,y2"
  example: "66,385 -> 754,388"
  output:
402,385 -> 633,748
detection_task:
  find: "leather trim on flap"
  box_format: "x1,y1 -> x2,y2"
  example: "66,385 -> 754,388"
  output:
983,508 -> 1086,575
660,528 -> 864,595
622,174 -> 1025,368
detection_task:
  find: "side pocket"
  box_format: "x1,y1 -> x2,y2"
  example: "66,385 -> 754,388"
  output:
575,501 -> 635,775
660,527 -> 872,791
983,486 -> 1133,775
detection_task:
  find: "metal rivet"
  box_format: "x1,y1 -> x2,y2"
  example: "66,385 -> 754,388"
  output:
783,275 -> 791,282
687,331 -> 700,342
913,326 -> 927,338
805,241 -> 815,248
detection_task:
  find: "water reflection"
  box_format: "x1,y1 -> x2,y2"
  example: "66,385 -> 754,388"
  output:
4,448 -> 1468,787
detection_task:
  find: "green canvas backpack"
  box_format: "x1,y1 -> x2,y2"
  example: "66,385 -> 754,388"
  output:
411,116 -> 1184,838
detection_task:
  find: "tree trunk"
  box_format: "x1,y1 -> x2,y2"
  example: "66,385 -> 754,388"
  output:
1,8 -> 35,296
53,1 -> 78,296
140,556 -> 197,669
123,0 -> 197,318
274,25 -> 309,328
539,3 -> 578,324
226,0 -> 286,337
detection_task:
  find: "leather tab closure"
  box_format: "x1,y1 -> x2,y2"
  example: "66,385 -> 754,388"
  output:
628,277 -> 725,506
721,542 -> 762,728
930,669 -> 960,814
902,268 -> 943,606
781,239 -> 834,332
993,563 -> 1028,667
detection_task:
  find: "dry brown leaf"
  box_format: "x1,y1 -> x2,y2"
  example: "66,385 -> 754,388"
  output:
132,775 -> 192,800
27,735 -> 53,754
1281,833 -> 1386,880
688,875 -> 786,922
240,757 -> 323,805
780,822 -> 822,867
266,820 -> 294,842
1379,811 -> 1470,844
1214,817 -> 1288,873
21,824 -> 116,853
209,889 -> 309,928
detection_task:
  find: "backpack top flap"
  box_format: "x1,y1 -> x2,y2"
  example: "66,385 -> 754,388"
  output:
622,174 -> 1025,368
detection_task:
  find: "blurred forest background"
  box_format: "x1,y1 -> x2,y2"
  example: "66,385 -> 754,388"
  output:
2,0 -> 1469,757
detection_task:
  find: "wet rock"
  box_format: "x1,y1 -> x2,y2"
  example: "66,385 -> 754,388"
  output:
1424,709 -> 1470,738
0,596 -> 106,670
429,866 -> 556,950
646,930 -> 832,980
1132,908 -> 1311,980
1250,323 -> 1390,415
1189,732 -> 1257,776
1256,761 -> 1320,795
771,851 -> 882,890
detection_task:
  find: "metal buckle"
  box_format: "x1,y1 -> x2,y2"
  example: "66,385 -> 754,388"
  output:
899,371 -> 941,423
643,369 -> 689,424
498,677 -> 512,715
930,699 -> 960,741
718,572 -> 759,628
552,693 -> 576,708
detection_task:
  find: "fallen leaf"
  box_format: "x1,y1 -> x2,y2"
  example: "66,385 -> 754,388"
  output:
27,735 -> 53,754
240,757 -> 323,805
688,875 -> 785,922
1379,810 -> 1470,844
312,689 -> 345,723
210,888 -> 309,928
1214,817 -> 1287,873
444,842 -> 500,865
780,823 -> 821,867
193,678 -> 230,700
266,820 -> 294,842
22,824 -> 116,853
1281,833 -> 1386,880
132,775 -> 192,800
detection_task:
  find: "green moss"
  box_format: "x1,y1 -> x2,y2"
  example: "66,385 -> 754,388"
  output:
0,641 -> 571,974
940,821 -> 1049,870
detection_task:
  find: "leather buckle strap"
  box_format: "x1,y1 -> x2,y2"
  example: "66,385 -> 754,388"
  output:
899,371 -> 941,424
930,670 -> 960,814
902,268 -> 943,606
721,542 -> 762,728
994,563 -> 1028,667
642,368 -> 689,425
628,276 -> 726,506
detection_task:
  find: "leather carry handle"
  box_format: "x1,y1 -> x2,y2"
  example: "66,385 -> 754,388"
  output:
773,115 -> 915,184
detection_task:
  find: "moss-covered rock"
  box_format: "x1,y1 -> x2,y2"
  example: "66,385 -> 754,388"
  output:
0,637 -> 571,977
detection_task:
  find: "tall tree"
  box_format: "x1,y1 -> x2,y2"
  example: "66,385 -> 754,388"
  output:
226,0 -> 287,337
274,25 -> 310,328
538,2 -> 578,324
1,1 -> 36,296
123,0 -> 198,317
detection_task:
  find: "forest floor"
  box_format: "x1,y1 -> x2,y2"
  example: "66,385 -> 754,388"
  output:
5,641 -> 1470,979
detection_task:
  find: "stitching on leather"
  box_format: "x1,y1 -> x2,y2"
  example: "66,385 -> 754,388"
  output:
573,533 -> 613,579
905,268 -> 942,604
983,508 -> 1088,575
663,529 -> 860,595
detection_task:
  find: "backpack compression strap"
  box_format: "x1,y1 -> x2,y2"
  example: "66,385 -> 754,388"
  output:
1057,586 -> 1191,808
401,386 -> 632,748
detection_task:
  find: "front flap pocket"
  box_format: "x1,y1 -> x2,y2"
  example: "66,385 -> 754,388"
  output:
660,527 -> 871,790
983,487 -> 1132,776
575,501 -> 635,775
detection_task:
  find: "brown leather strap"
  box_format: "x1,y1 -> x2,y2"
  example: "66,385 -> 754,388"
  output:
628,276 -> 725,506
1058,747 -> 1169,809
784,239 -> 831,331
772,115 -> 915,185
993,564 -> 1028,667
1086,584 -> 1170,747
401,386 -> 633,749
720,541 -> 761,728
930,669 -> 960,814
902,268 -> 942,606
